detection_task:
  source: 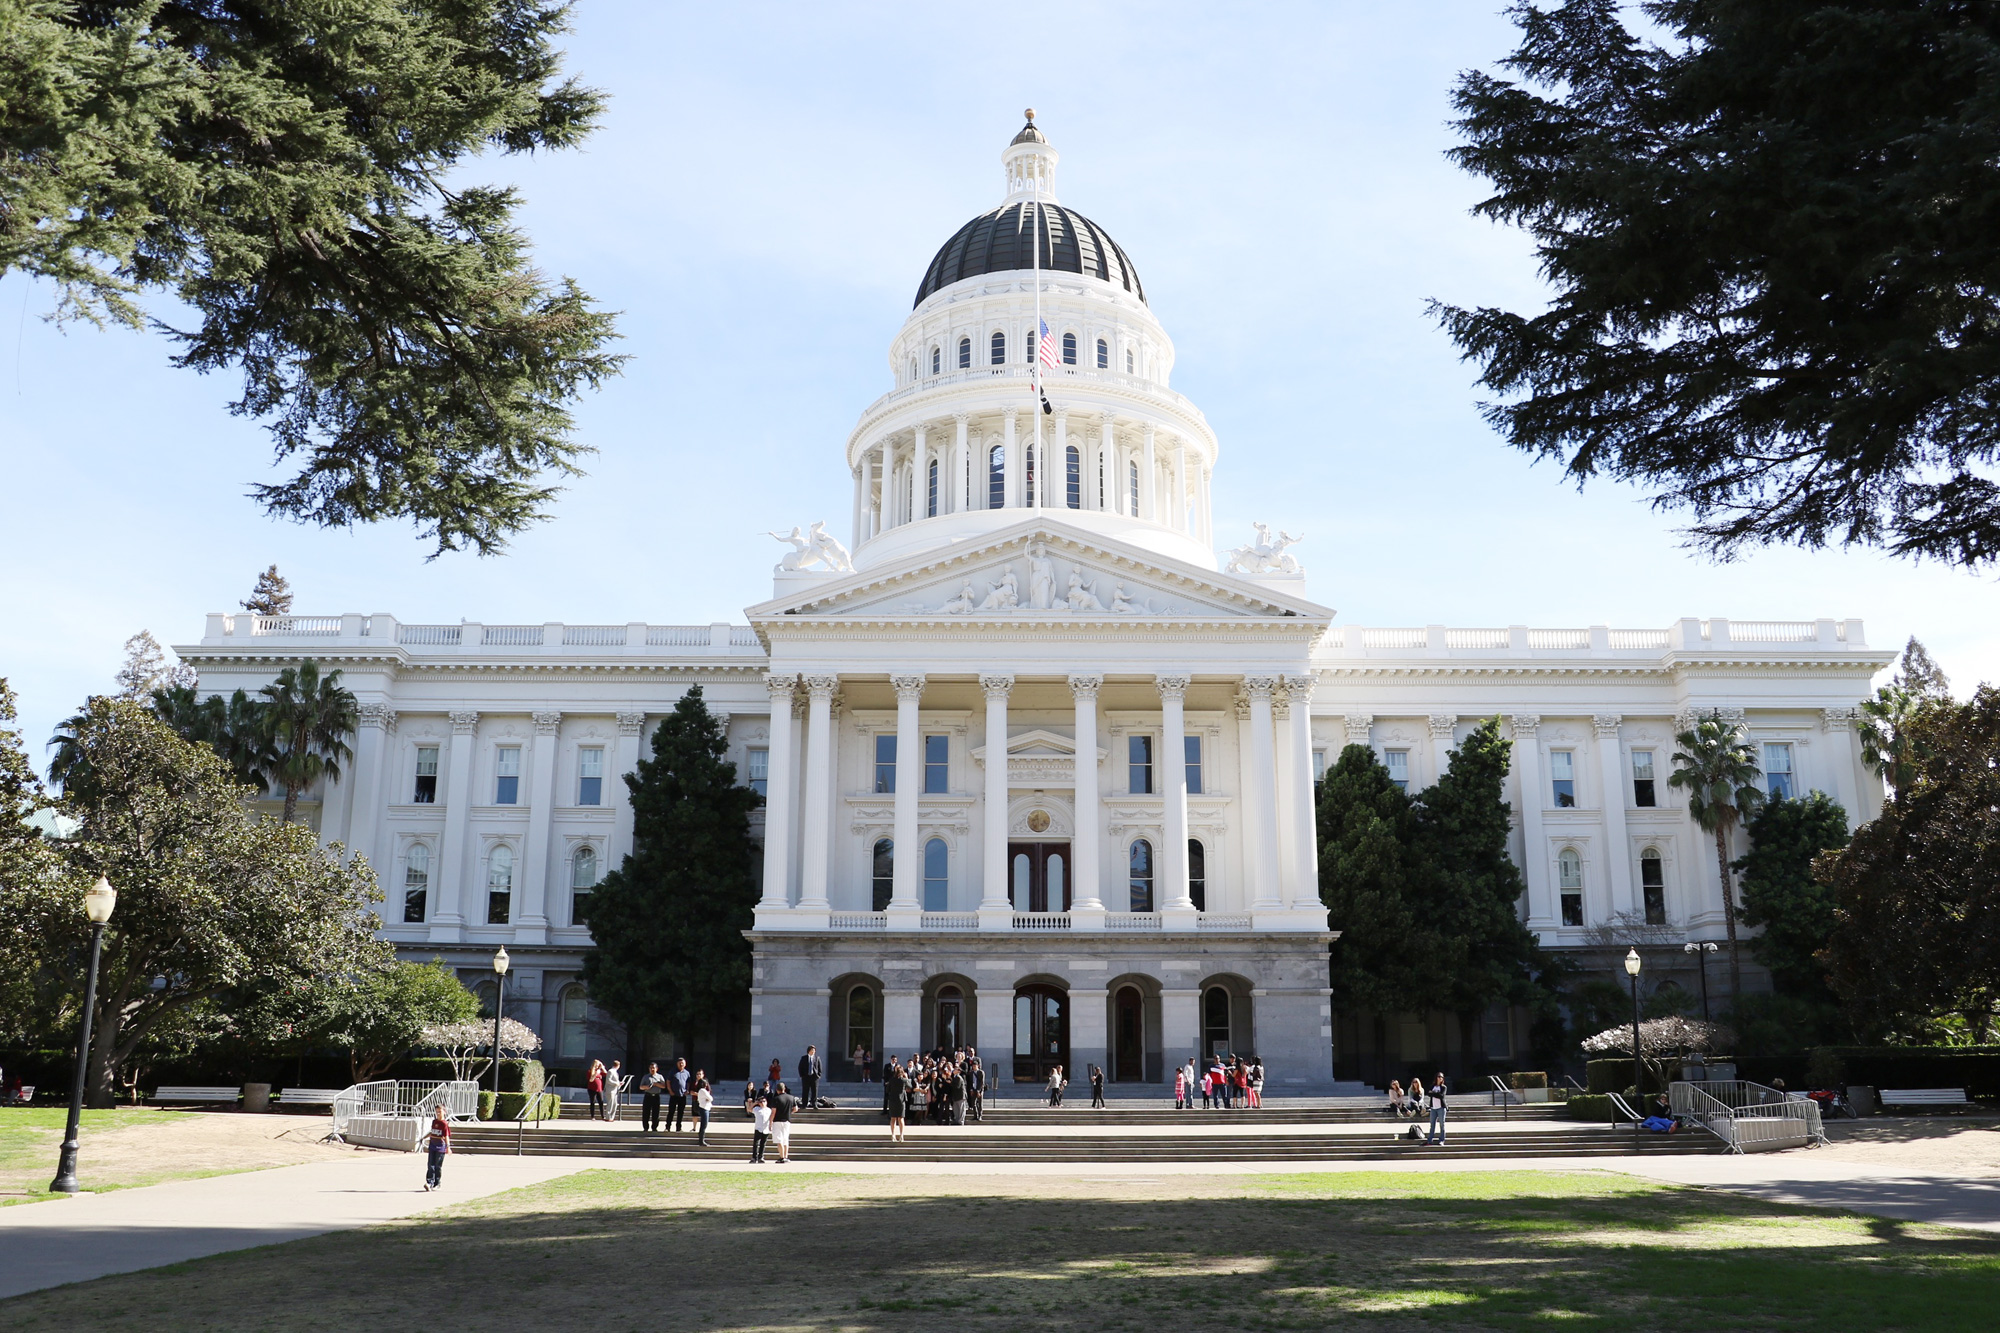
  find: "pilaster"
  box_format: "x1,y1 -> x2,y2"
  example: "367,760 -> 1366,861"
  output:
430,709 -> 480,943
1593,714 -> 1633,922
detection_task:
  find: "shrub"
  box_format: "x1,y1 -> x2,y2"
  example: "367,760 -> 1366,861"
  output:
490,1091 -> 562,1122
1567,1093 -> 1617,1121
395,1057 -> 543,1094
1509,1070 -> 1548,1090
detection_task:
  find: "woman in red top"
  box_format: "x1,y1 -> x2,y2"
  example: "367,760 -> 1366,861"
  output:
586,1059 -> 606,1120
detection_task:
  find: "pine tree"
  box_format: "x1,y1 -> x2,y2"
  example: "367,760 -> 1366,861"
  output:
1894,637 -> 1951,700
1317,744 -> 1440,1012
241,566 -> 294,617
112,631 -> 169,699
1737,791 -> 1850,1003
581,687 -> 761,1043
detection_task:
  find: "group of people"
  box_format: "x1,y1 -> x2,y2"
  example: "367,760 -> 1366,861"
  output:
1173,1055 -> 1266,1110
1386,1073 -> 1450,1144
879,1048 -> 988,1138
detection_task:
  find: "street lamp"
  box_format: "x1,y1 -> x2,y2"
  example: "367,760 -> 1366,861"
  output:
1624,947 -> 1643,1146
490,946 -> 510,1100
50,876 -> 117,1194
1682,941 -> 1719,1023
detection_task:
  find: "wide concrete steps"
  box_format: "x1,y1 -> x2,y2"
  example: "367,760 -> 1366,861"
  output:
560,1105 -> 1570,1127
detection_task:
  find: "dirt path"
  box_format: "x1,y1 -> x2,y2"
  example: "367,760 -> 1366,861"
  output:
1817,1117 -> 2000,1175
1,1110 -> 362,1204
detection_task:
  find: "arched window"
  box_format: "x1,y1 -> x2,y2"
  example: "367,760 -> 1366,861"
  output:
1203,986 -> 1231,1057
570,845 -> 598,926
559,986 -> 588,1058
1129,460 -> 1141,516
402,843 -> 429,923
930,345 -> 941,375
1096,338 -> 1109,369
1188,839 -> 1206,911
936,983 -> 964,1050
486,845 -> 513,924
988,443 -> 1006,509
927,458 -> 939,518
909,357 -> 917,381
1641,849 -> 1666,925
1128,839 -> 1154,913
1065,443 -> 1080,508
1062,331 -> 1077,365
990,330 -> 1006,365
923,837 -> 948,911
872,837 -> 894,911
958,336 -> 971,369
1126,347 -> 1135,373
1557,848 -> 1584,927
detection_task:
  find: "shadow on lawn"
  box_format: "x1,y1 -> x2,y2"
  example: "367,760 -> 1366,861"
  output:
6,1179 -> 2000,1332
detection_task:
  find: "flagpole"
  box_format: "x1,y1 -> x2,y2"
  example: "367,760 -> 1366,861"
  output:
1032,137 -> 1042,508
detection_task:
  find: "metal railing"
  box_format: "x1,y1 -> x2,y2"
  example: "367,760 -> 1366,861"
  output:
1668,1079 -> 1824,1153
1487,1075 -> 1524,1119
331,1079 -> 479,1139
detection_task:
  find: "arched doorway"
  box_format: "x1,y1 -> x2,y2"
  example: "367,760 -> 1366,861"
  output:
936,985 -> 965,1053
1013,984 -> 1068,1084
1202,985 -> 1232,1059
1113,986 -> 1143,1081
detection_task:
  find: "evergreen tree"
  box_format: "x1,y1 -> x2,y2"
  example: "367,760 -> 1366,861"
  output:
1736,792 -> 1850,1003
113,630 -> 188,699
1317,744 -> 1440,1012
258,661 -> 358,823
1895,636 -> 1952,699
241,566 -> 294,617
1669,712 -> 1765,1000
582,687 -> 761,1044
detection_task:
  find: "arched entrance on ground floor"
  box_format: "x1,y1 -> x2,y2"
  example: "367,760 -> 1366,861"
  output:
1105,974 -> 1163,1082
1199,974 -> 1257,1061
1012,982 -> 1068,1084
826,973 -> 883,1080
921,973 -> 978,1053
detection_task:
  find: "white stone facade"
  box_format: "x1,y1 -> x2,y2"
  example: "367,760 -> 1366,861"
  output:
176,121 -> 1890,1086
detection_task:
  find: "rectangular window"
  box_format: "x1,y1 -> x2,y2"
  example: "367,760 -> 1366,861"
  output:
1313,749 -> 1328,781
413,746 -> 438,803
874,734 -> 896,794
495,746 -> 521,805
577,747 -> 604,806
746,747 -> 769,797
1550,750 -> 1576,807
1764,742 -> 1794,799
1631,749 -> 1656,808
1128,734 -> 1154,795
1184,735 -> 1204,795
1641,852 -> 1667,926
1558,850 -> 1584,926
402,844 -> 429,924
923,734 -> 949,794
1384,749 -> 1409,792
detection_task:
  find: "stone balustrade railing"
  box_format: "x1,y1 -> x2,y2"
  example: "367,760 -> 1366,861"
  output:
1325,618 -> 1864,656
197,614 -> 766,656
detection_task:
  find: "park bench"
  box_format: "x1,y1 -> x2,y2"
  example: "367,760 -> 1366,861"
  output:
1878,1088 -> 1971,1111
278,1088 -> 342,1111
2,1085 -> 34,1106
150,1085 -> 239,1106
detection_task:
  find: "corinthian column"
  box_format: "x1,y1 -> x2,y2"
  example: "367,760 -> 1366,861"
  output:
758,675 -> 797,914
1245,678 -> 1283,912
1287,676 -> 1319,910
797,676 -> 838,912
979,675 -> 1014,928
888,675 -> 924,926
1069,675 -> 1104,924
1594,714 -> 1633,920
1157,675 -> 1195,917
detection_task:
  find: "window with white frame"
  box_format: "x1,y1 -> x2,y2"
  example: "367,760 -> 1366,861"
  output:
1550,749 -> 1576,807
495,746 -> 521,804
923,837 -> 948,911
746,747 -> 768,797
990,330 -> 1006,365
1128,460 -> 1140,514
923,734 -> 948,794
1763,742 -> 1794,799
402,843 -> 429,923
872,838 -> 893,911
570,845 -> 598,925
1314,749 -> 1328,781
874,734 -> 896,793
1384,749 -> 1409,792
989,443 -> 1005,509
1188,838 -> 1206,911
1125,346 -> 1134,373
1184,735 -> 1203,795
1128,734 -> 1154,794
560,986 -> 588,1058
928,458 -> 939,517
958,336 -> 971,369
577,746 -> 603,805
1062,331 -> 1077,365
1096,337 -> 1108,369
487,845 -> 514,924
1640,848 -> 1666,925
1128,839 -> 1154,912
1631,749 -> 1656,807
413,745 -> 439,803
930,345 -> 940,375
1557,848 -> 1584,926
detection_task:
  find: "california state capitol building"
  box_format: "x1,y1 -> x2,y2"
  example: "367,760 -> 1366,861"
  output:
177,116 -> 1891,1092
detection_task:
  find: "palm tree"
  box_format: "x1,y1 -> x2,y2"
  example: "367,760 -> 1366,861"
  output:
258,660 -> 359,822
150,685 -> 278,793
1856,684 -> 1924,794
1668,711 -> 1765,1001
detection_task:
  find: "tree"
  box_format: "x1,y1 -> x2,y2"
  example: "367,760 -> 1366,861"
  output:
0,678 -> 82,1051
422,1018 -> 541,1086
1581,1016 -> 1735,1092
582,687 -> 761,1044
1895,636 -> 1952,700
1821,686 -> 2000,1042
326,961 -> 479,1082
1436,2 -> 2000,567
258,661 -> 358,823
1,1 -> 625,556
1317,744 -> 1437,1012
241,566 -> 293,618
1736,791 -> 1850,1003
149,685 -> 275,794
10,697 -> 387,1104
1668,712 -> 1764,1001
1860,638 -> 1954,793
113,630 -> 190,699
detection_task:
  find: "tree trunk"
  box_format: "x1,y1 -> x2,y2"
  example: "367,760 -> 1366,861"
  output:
282,781 -> 300,823
85,1002 -> 124,1108
1713,826 -> 1742,1005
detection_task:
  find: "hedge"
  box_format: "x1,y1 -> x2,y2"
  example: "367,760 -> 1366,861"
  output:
394,1058 -> 544,1098
480,1091 -> 562,1122
1806,1047 -> 2000,1099
1586,1059 -> 1675,1094
1508,1071 -> 1548,1090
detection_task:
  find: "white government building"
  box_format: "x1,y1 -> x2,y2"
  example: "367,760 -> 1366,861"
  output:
180,117 -> 1890,1090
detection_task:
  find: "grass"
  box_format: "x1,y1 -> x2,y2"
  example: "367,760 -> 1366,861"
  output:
0,1108 -> 161,1206
3,1169 -> 1998,1328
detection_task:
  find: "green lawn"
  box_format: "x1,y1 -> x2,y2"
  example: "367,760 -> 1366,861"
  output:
4,1169 -> 1997,1329
0,1108 -> 161,1206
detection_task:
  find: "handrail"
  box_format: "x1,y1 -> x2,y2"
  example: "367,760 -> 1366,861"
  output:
1487,1075 -> 1522,1120
1669,1079 -> 1824,1152
514,1088 -> 557,1156
1606,1091 -> 1645,1124
330,1079 -> 479,1140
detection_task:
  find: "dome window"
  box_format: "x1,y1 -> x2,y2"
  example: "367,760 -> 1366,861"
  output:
931,346 -> 941,375
990,331 -> 1006,365
989,444 -> 1005,509
1062,332 -> 1076,365
1096,338 -> 1108,369
1066,444 -> 1081,508
958,337 -> 971,369
1125,347 -> 1134,373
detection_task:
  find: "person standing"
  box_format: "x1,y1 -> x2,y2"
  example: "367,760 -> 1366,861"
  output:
1249,1058 -> 1265,1110
1046,1064 -> 1066,1107
585,1059 -> 606,1121
749,1095 -> 771,1163
693,1073 -> 714,1146
1174,1064 -> 1189,1110
885,1059 -> 909,1142
768,1081 -> 800,1163
421,1105 -> 450,1191
799,1045 -> 824,1110
1423,1072 -> 1449,1146
1089,1064 -> 1106,1109
967,1054 -> 985,1123
666,1057 -> 692,1132
639,1062 -> 666,1133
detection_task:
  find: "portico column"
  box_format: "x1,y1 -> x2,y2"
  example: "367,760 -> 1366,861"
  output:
1286,676 -> 1320,910
952,412 -> 969,513
1069,676 -> 1105,923
1157,675 -> 1195,916
1273,689 -> 1298,899
517,709 -> 563,943
758,675 -> 798,915
1245,678 -> 1283,912
1512,716 -> 1554,929
797,676 -> 838,911
347,704 -> 393,869
1594,714 -> 1634,920
1821,707 -> 1864,827
430,709 -> 480,942
1142,425 -> 1158,521
888,675 -> 924,925
1099,414 -> 1116,512
979,675 -> 1014,927
1003,409 -> 1021,509
850,464 -> 864,548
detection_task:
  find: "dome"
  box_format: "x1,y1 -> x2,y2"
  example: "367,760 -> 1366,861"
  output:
913,200 -> 1146,308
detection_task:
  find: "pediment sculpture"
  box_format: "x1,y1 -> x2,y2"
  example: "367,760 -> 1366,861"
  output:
929,550 -> 1179,616
1225,522 -> 1303,576
769,521 -> 854,574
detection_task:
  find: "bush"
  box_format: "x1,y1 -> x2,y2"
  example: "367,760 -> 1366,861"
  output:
488,1091 -> 562,1122
1587,1058 -> 1674,1094
1567,1093 -> 1617,1121
1809,1047 -> 2000,1099
395,1057 -> 544,1095
1509,1070 -> 1548,1090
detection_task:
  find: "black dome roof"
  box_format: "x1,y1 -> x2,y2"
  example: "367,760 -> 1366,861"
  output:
914,201 -> 1145,308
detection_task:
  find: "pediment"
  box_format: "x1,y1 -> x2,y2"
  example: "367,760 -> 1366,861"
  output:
745,520 -> 1333,625
969,729 -> 1110,765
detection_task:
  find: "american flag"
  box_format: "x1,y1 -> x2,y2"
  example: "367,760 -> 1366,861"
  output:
1037,318 -> 1059,371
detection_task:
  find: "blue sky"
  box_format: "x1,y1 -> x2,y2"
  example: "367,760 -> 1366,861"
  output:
5,2 -> 1996,759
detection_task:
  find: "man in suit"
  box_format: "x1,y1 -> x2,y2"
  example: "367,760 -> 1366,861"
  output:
798,1045 -> 823,1110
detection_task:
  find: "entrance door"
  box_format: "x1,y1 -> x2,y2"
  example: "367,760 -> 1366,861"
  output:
936,986 -> 964,1053
1114,986 -> 1143,1081
1013,985 -> 1068,1083
1008,842 -> 1070,913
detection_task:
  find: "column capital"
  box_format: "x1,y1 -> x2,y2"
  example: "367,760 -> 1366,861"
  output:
891,674 -> 926,702
952,410 -> 970,426
1427,713 -> 1457,739
616,710 -> 648,735
1821,705 -> 1860,731
1243,675 -> 1278,699
449,710 -> 480,734
1272,696 -> 1290,722
765,673 -> 798,703
1067,674 -> 1103,699
532,710 -> 563,735
1002,406 -> 1018,425
1053,408 -> 1068,426
804,674 -> 840,698
980,674 -> 1015,699
1154,674 -> 1190,699
358,703 -> 396,731
1591,713 -> 1624,737
1510,714 -> 1542,738
1283,673 -> 1317,703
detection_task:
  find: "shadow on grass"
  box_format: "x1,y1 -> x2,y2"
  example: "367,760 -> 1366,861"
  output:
4,1172 -> 1999,1331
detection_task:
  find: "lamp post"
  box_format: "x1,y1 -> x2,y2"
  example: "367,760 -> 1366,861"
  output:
51,876 -> 117,1194
1683,941 -> 1718,1023
1624,947 -> 1643,1146
490,946 -> 510,1101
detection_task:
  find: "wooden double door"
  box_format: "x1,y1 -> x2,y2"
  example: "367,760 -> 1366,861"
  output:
1009,842 -> 1070,913
1013,984 -> 1068,1084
